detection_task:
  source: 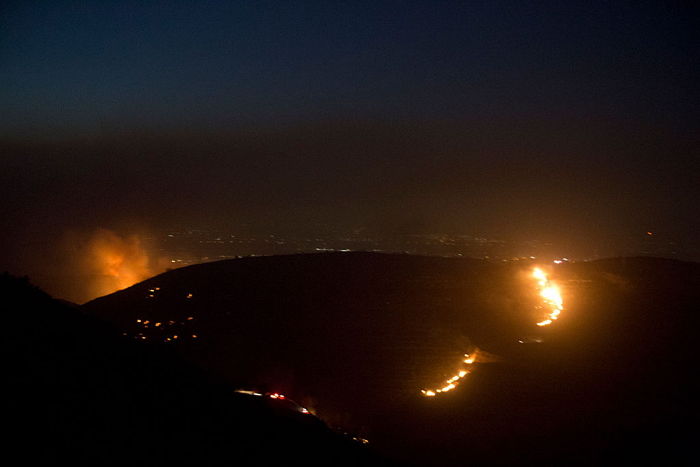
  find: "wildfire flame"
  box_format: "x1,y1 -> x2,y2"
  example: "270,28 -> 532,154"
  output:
420,349 -> 479,397
419,267 -> 565,399
532,267 -> 564,326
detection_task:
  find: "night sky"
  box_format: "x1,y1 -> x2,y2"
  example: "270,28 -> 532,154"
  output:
1,1 -> 698,296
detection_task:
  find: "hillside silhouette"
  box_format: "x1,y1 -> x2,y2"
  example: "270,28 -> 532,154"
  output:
3,272 -> 380,465
82,252 -> 699,464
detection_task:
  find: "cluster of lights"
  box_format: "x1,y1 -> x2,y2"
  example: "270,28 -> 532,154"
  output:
132,316 -> 197,342
135,316 -> 194,327
145,286 -> 194,300
420,351 -> 477,397
532,267 -> 564,326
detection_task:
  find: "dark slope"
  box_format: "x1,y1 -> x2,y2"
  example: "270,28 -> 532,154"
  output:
3,273 -> 379,466
83,253 -> 700,465
84,254 -> 528,421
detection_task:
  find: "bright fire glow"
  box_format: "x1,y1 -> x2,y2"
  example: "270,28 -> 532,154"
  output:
420,268 -> 565,399
420,349 -> 479,397
83,229 -> 157,299
532,267 -> 564,326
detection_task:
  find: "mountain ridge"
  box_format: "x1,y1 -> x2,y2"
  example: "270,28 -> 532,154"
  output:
81,253 -> 699,464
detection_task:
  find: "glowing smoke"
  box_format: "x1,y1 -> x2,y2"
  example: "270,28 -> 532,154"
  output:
81,229 -> 157,300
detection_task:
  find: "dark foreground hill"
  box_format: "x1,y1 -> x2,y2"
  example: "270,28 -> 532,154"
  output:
83,253 -> 699,465
2,272 -> 380,465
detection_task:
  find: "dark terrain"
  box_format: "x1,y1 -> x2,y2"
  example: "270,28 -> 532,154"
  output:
6,253 -> 698,465
3,271 -> 379,465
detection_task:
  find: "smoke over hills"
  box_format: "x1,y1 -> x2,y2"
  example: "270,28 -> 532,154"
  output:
81,228 -> 159,299
22,228 -> 164,304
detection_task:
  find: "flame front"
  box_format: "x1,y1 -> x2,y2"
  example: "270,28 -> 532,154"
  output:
532,267 -> 564,326
419,267 -> 565,398
420,350 -> 479,397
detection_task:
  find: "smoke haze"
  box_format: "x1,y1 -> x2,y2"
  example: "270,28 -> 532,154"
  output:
82,229 -> 156,301
22,229 -> 162,304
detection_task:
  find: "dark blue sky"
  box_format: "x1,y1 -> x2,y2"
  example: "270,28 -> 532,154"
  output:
3,1 -> 696,133
1,1 -> 699,283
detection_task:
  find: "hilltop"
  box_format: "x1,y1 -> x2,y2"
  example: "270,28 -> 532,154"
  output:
82,252 -> 700,464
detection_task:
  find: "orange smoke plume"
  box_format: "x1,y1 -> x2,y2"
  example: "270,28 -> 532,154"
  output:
83,229 -> 155,299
